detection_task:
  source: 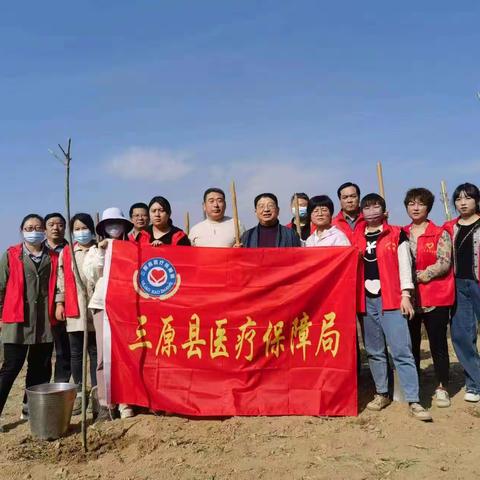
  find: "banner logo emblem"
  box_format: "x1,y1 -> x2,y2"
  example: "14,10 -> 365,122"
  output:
134,257 -> 181,300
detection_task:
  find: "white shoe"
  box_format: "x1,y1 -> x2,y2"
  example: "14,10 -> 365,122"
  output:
118,404 -> 134,419
433,388 -> 451,408
464,391 -> 480,402
20,403 -> 29,420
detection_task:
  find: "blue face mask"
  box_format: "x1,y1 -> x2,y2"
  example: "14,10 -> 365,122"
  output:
73,229 -> 93,245
292,206 -> 308,218
23,231 -> 45,245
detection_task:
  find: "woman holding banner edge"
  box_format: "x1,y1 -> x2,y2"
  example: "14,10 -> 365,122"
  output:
83,207 -> 135,421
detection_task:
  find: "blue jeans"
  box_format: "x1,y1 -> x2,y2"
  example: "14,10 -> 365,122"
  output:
362,296 -> 419,402
451,278 -> 480,394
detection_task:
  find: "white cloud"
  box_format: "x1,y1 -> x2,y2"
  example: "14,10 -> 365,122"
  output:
106,146 -> 194,182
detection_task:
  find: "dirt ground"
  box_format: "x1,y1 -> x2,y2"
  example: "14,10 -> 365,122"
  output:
0,339 -> 479,480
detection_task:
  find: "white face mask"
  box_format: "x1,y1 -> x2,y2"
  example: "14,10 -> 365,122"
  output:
104,223 -> 125,239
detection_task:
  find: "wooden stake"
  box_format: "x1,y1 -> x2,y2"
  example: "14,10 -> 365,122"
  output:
52,139 -> 89,452
376,162 -> 386,200
440,180 -> 452,221
184,211 -> 190,236
230,180 -> 241,245
293,194 -> 302,238
95,212 -> 101,242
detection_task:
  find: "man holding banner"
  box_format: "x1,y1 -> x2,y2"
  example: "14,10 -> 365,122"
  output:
241,193 -> 301,248
189,188 -> 245,247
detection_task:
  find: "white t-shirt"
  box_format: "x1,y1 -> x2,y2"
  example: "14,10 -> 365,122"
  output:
189,216 -> 245,247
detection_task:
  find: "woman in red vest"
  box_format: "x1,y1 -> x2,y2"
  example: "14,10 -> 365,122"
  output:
355,194 -> 432,421
147,196 -> 191,246
55,213 -> 98,416
403,188 -> 454,408
0,214 -> 58,431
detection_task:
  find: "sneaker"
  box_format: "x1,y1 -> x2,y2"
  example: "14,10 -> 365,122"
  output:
72,392 -> 82,416
20,403 -> 29,421
90,386 -> 100,419
464,391 -> 480,403
409,403 -> 432,421
118,404 -> 135,419
95,406 -> 115,423
433,388 -> 451,408
366,394 -> 392,411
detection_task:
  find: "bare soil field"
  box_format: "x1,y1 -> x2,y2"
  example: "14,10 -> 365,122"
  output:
0,341 -> 479,480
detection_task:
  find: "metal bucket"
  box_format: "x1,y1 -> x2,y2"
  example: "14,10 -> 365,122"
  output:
26,383 -> 77,440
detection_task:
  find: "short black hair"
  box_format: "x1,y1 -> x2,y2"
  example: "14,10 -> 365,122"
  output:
20,214 -> 45,230
70,213 -> 95,235
404,188 -> 435,214
360,193 -> 386,213
290,192 -> 309,204
148,196 -> 173,226
337,182 -> 361,199
308,195 -> 334,216
254,193 -> 278,209
203,188 -> 226,203
452,183 -> 480,213
45,212 -> 66,225
129,202 -> 149,218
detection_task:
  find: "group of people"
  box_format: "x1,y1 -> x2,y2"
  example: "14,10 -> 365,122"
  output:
0,181 -> 479,429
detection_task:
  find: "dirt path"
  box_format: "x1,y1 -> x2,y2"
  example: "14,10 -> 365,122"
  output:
0,341 -> 479,480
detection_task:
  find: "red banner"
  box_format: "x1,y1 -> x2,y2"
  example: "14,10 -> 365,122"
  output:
105,241 -> 358,416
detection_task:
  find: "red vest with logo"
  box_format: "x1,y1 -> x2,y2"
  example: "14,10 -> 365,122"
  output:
355,223 -> 402,313
62,245 -> 80,317
404,222 -> 455,308
333,212 -> 366,245
2,244 -> 58,325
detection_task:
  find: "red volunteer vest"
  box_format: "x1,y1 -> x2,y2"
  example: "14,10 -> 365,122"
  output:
355,223 -> 402,313
2,244 -> 58,325
403,222 -> 455,308
171,231 -> 188,245
129,230 -> 150,244
333,212 -> 366,245
62,245 -> 80,318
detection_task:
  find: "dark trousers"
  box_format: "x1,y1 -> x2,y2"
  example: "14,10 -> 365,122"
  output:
0,343 -> 53,415
68,331 -> 98,388
52,323 -> 71,383
408,307 -> 450,387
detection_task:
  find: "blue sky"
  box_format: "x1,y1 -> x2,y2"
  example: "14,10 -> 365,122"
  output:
1,1 -> 479,249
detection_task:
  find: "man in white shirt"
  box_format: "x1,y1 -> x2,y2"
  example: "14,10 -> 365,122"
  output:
189,188 -> 245,247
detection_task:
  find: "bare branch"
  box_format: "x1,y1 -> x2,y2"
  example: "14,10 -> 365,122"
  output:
48,148 -> 67,166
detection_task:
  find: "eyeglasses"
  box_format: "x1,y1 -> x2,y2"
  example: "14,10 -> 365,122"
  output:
256,203 -> 277,211
23,226 -> 44,232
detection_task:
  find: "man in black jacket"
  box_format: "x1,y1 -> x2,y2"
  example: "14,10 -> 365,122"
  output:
241,193 -> 301,248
